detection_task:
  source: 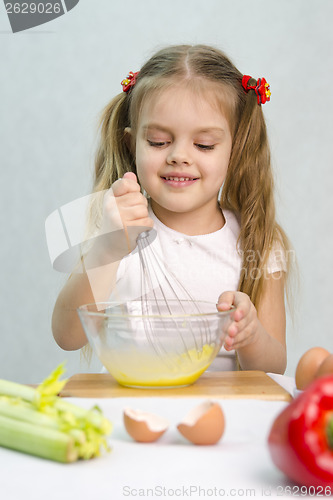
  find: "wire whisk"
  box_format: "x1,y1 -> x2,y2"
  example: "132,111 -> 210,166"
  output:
136,230 -> 213,362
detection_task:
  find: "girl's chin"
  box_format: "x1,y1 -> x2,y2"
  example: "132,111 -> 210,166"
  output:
151,201 -> 204,215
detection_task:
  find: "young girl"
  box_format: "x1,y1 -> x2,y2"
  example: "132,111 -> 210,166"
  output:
52,44 -> 291,374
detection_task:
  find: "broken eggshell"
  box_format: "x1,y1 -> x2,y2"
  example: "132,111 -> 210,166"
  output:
177,401 -> 225,445
123,407 -> 169,443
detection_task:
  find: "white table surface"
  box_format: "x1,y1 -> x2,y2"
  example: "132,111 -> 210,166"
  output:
1,375 -> 300,500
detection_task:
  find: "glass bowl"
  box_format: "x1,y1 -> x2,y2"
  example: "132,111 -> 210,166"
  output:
77,300 -> 233,388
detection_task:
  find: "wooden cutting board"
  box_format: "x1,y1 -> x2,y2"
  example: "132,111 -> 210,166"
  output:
60,371 -> 292,401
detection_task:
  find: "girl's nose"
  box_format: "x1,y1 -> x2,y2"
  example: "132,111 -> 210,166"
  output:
166,143 -> 193,166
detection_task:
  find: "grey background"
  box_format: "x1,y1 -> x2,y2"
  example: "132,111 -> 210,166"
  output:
1,0 -> 332,383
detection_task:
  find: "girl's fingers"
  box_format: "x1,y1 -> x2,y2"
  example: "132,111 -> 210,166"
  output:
116,191 -> 148,209
218,292 -> 258,351
217,291 -> 235,311
112,175 -> 141,197
227,313 -> 253,335
217,291 -> 250,323
224,316 -> 257,350
123,172 -> 137,181
106,179 -> 150,228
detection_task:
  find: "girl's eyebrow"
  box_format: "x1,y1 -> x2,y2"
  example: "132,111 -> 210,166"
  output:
142,124 -> 170,133
142,124 -> 226,136
196,128 -> 226,136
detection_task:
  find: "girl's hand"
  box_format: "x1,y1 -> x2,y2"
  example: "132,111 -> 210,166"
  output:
217,291 -> 259,351
110,172 -> 153,249
90,172 -> 153,264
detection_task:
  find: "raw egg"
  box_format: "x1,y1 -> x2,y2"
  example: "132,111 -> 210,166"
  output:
315,353 -> 333,379
177,401 -> 225,445
295,347 -> 330,390
123,407 -> 169,443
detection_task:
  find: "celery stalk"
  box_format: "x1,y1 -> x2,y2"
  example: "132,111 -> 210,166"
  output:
0,363 -> 112,462
0,414 -> 78,463
54,399 -> 112,434
0,398 -> 59,429
0,379 -> 39,404
0,398 -> 87,446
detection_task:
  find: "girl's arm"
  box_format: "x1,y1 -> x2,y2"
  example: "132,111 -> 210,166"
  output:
217,272 -> 286,374
52,173 -> 153,351
52,260 -> 120,350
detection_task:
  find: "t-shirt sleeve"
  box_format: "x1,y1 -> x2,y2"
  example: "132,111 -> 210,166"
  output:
265,241 -> 288,274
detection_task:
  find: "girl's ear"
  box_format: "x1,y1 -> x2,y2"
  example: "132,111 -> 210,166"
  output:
124,127 -> 134,153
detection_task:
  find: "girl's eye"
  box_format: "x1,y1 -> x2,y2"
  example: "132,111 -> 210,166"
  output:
195,144 -> 215,151
147,140 -> 168,148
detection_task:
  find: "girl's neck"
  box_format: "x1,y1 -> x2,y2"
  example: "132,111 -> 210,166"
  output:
150,201 -> 225,236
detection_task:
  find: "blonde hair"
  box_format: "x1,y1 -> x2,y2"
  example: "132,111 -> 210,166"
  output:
92,44 -> 293,309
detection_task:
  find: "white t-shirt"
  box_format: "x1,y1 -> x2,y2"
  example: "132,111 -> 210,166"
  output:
109,206 -> 286,371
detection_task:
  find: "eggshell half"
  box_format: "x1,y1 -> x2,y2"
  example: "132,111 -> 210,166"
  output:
295,347 -> 330,390
315,353 -> 333,379
177,401 -> 225,445
123,408 -> 169,443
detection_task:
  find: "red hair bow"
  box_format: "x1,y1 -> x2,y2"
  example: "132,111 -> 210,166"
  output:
242,75 -> 271,105
121,71 -> 139,93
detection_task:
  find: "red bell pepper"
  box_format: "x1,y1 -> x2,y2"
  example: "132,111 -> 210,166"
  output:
268,375 -> 333,487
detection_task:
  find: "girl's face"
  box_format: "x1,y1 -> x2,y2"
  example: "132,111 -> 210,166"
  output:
134,84 -> 233,231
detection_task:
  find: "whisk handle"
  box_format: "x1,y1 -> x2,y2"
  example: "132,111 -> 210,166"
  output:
137,230 -> 151,241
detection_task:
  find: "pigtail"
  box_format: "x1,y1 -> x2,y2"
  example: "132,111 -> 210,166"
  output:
221,88 -> 279,307
93,92 -> 135,193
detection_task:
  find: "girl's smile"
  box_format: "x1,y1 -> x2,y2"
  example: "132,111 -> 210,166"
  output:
161,173 -> 199,187
133,84 -> 233,235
